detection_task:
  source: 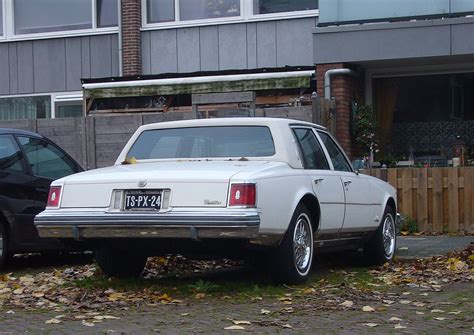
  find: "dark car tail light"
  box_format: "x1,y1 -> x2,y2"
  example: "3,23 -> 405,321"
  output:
229,183 -> 256,207
47,186 -> 62,208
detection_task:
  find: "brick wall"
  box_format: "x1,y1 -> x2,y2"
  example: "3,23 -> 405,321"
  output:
121,0 -> 142,76
316,63 -> 363,159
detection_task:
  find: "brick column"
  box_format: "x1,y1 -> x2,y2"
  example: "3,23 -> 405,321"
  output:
316,63 -> 362,159
121,0 -> 142,76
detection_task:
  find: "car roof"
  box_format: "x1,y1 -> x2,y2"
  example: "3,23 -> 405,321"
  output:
138,117 -> 327,131
0,128 -> 45,138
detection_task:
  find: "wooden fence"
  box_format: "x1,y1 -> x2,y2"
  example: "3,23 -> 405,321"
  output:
363,167 -> 474,233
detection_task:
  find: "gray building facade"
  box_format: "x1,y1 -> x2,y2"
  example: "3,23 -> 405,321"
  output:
0,0 -> 318,121
313,0 -> 474,161
1,0 -> 474,162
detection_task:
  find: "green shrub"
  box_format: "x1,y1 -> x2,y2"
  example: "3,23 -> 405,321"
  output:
401,216 -> 418,234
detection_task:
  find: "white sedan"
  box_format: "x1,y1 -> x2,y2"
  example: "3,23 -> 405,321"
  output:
35,118 -> 399,283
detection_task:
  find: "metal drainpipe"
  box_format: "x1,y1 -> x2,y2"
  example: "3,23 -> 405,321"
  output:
324,68 -> 358,100
117,0 -> 123,76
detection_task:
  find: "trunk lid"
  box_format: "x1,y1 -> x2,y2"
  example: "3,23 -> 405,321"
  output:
60,160 -> 268,208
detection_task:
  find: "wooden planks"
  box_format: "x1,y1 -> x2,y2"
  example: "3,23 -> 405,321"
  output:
361,167 -> 473,233
401,168 -> 413,218
448,168 -> 459,232
431,168 -> 444,233
464,168 -> 474,232
416,168 -> 428,232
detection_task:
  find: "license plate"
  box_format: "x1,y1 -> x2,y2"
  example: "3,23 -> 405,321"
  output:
124,191 -> 162,210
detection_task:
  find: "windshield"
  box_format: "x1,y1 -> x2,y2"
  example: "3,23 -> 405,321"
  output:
127,126 -> 275,159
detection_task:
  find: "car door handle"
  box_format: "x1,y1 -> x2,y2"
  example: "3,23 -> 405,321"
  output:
314,178 -> 324,185
343,180 -> 352,186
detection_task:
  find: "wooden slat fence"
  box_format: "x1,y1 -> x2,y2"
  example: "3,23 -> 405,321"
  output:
363,168 -> 474,233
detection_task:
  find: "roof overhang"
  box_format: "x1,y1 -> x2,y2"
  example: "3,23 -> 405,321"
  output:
82,70 -> 315,99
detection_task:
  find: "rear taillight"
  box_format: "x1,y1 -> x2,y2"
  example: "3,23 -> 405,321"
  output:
47,186 -> 62,208
229,184 -> 256,207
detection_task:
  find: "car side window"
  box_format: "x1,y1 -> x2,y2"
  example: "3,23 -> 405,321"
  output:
17,136 -> 77,180
293,128 -> 330,170
317,132 -> 352,172
0,135 -> 27,173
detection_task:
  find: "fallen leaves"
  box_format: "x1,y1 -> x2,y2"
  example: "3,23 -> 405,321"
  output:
81,320 -> 95,327
233,320 -> 251,325
373,245 -> 473,290
0,244 -> 470,332
394,323 -> 407,329
362,305 -> 375,312
45,318 -> 61,324
339,300 -> 354,308
364,323 -> 378,327
224,325 -> 246,330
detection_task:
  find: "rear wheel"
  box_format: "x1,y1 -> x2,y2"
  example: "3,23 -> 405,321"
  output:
0,223 -> 10,269
95,246 -> 147,278
271,204 -> 314,284
364,206 -> 396,265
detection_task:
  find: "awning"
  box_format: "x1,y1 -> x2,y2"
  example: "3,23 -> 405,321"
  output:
82,70 -> 315,99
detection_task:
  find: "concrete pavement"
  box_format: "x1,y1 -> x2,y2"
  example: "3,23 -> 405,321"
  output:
397,235 -> 473,258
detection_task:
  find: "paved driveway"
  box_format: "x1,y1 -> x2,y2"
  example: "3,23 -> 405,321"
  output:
397,236 -> 473,258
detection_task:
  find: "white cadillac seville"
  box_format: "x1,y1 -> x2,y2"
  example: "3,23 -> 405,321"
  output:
35,117 -> 399,283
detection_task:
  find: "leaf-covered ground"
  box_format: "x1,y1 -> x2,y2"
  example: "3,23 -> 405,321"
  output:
0,245 -> 472,332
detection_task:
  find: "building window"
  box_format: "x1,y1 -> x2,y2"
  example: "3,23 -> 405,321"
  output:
144,0 -> 318,27
0,0 -> 3,36
179,0 -> 240,21
0,0 -> 117,40
97,0 -> 119,28
0,96 -> 51,121
147,0 -> 240,24
14,0 -> 93,35
147,0 -> 175,23
55,102 -> 83,118
253,0 -> 318,15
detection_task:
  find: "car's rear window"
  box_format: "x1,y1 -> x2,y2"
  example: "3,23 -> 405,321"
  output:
127,126 -> 275,159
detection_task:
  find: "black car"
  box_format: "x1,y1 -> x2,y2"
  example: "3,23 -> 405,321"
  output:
0,128 -> 83,268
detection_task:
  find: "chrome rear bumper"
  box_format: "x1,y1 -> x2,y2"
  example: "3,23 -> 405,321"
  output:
34,209 -> 260,240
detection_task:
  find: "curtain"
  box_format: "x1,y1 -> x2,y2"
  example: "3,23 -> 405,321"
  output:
374,78 -> 400,156
0,96 -> 51,121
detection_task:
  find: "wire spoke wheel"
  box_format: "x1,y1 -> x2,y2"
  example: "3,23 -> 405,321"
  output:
382,214 -> 395,258
293,214 -> 312,275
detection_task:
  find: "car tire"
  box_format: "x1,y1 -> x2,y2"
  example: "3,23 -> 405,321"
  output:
271,204 -> 314,284
364,206 -> 397,265
0,223 -> 10,269
95,246 -> 147,278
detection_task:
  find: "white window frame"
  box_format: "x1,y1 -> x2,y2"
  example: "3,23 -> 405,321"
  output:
0,0 -> 5,40
141,0 -> 319,31
0,91 -> 83,119
0,0 -> 118,43
53,92 -> 84,118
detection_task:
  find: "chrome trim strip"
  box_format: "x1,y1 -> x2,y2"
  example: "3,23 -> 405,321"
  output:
36,225 -> 260,239
34,209 -> 260,240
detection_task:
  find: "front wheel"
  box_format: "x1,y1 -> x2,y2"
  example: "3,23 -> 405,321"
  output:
95,246 -> 147,278
271,204 -> 314,284
364,206 -> 396,265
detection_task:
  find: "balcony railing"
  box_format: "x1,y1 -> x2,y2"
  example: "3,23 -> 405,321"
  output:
318,0 -> 474,27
